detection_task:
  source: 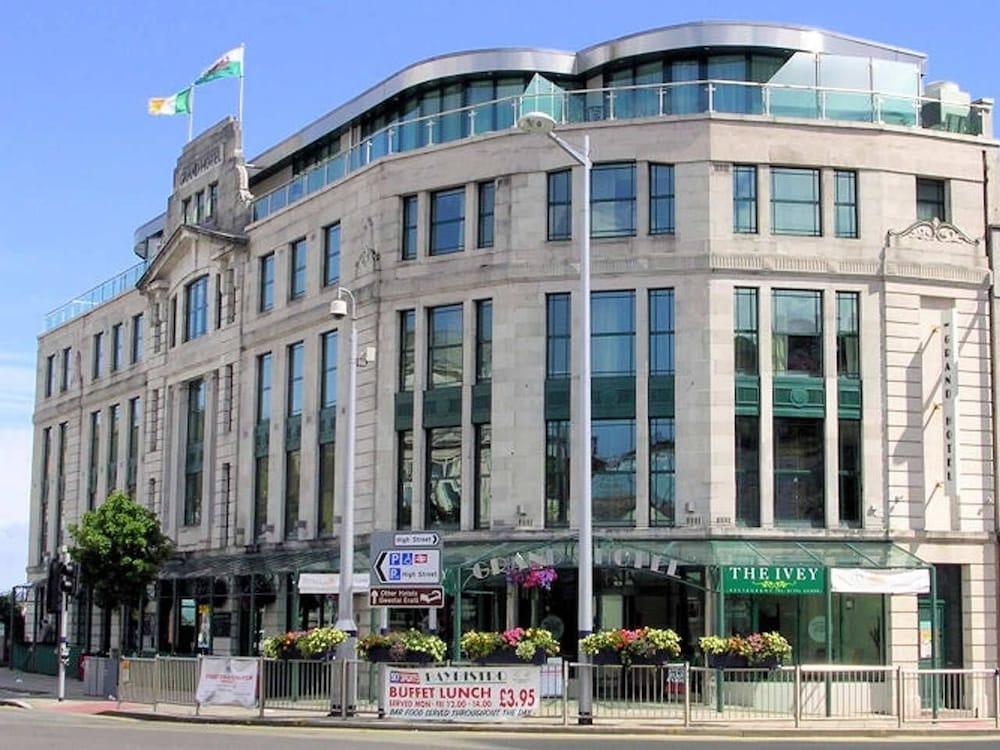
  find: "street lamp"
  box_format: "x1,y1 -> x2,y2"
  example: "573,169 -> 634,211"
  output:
330,288 -> 358,645
518,110 -> 594,724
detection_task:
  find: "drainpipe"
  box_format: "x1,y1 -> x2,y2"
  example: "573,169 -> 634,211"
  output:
982,149 -> 1000,667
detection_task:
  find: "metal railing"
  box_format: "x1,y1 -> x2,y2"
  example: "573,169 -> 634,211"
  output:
115,657 -> 1000,728
44,259 -> 147,332
249,79 -> 992,224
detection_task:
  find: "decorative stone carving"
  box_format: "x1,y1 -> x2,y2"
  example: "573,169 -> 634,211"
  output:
355,245 -> 381,275
887,217 -> 979,246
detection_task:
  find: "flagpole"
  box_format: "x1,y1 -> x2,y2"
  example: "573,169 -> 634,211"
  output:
238,42 -> 245,124
188,84 -> 195,143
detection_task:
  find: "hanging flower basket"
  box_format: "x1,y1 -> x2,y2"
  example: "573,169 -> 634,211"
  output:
506,565 -> 559,591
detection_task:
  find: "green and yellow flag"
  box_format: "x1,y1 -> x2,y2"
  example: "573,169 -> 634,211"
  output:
148,88 -> 192,116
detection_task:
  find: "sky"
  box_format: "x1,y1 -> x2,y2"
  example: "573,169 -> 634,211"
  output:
0,0 -> 998,590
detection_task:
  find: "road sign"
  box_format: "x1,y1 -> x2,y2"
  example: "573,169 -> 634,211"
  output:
369,586 -> 444,608
374,549 -> 441,585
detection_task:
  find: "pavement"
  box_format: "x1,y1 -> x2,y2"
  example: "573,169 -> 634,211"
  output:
3,665 -> 1000,738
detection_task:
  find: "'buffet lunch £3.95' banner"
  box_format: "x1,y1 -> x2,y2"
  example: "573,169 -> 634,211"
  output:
382,665 -> 541,722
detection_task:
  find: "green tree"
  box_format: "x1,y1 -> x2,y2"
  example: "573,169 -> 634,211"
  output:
69,492 -> 173,646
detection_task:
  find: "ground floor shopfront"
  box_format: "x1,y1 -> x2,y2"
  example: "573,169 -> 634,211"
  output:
116,535 -> 996,672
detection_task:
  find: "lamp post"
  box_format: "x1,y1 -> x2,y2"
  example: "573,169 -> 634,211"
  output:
518,111 -> 593,724
330,288 -> 358,707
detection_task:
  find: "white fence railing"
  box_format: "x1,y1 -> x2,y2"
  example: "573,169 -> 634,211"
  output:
116,657 -> 1000,727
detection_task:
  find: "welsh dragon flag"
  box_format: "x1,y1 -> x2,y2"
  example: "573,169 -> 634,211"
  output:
148,88 -> 192,116
196,46 -> 244,85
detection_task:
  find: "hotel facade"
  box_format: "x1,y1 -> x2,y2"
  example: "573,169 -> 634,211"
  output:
24,21 -> 1000,672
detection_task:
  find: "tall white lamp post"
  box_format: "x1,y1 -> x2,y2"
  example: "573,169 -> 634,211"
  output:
517,110 -> 594,724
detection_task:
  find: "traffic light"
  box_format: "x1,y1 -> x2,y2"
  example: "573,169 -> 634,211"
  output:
59,560 -> 76,595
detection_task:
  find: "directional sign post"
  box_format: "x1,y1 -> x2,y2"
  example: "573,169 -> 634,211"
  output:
369,531 -> 444,609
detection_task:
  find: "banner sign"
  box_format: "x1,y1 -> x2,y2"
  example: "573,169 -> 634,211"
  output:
942,308 -> 961,496
382,665 -> 541,722
723,565 -> 825,595
830,567 -> 929,594
195,657 -> 259,708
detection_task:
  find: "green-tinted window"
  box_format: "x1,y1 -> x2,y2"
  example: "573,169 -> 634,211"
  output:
397,431 -> 413,530
774,417 -> 824,527
734,288 -> 759,375
650,417 -> 675,526
426,426 -> 461,529
837,292 -> 860,378
733,165 -> 757,233
592,290 -> 634,376
399,310 -> 415,391
428,304 -> 463,388
547,170 -> 571,241
477,181 -> 495,249
546,293 -> 571,378
475,424 -> 491,529
649,164 -> 675,235
735,415 -> 760,526
834,170 -> 858,238
430,188 -> 465,255
649,289 -> 674,375
593,418 -> 635,525
771,167 -> 821,236
773,289 -> 822,376
591,163 -> 636,238
476,299 -> 492,382
545,420 -> 570,527
401,196 -> 418,260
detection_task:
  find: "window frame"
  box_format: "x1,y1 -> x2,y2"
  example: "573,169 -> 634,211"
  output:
770,166 -> 822,237
649,417 -> 676,526
184,275 -> 209,342
399,309 -> 416,391
323,223 -> 341,287
547,169 -> 572,241
834,170 -> 859,239
591,290 -> 636,377
475,299 -> 492,383
477,181 -> 495,249
836,291 -> 860,378
401,195 -> 418,260
734,287 -> 759,375
733,164 -> 758,234
772,289 -> 823,377
429,187 -> 466,256
649,163 -> 676,235
92,332 -> 103,380
425,425 -> 462,529
131,313 -> 144,364
320,330 -> 338,409
648,288 -> 675,376
546,293 -> 571,378
289,238 -> 307,300
427,304 -> 463,388
590,162 -> 637,239
259,253 -> 275,312
916,177 -> 948,222
286,341 -> 304,417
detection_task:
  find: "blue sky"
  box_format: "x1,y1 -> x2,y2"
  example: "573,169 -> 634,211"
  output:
0,0 -> 997,589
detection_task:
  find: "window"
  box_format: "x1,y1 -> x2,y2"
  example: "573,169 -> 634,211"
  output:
318,439 -> 335,537
60,347 -> 70,392
256,353 -> 272,423
55,423 -> 66,547
111,324 -> 124,371
735,416 -> 760,526
476,300 -> 492,382
426,426 -> 461,528
127,397 -> 141,499
169,296 -> 177,347
215,274 -> 223,329
773,290 -> 823,376
837,292 -> 860,378
545,421 -> 570,527
87,410 -> 100,510
546,293 -> 571,378
323,223 -> 341,287
289,239 -> 307,299
547,170 -> 571,241
259,253 -> 275,312
591,290 -> 635,376
591,162 -> 636,238
834,170 -> 858,238
397,431 -> 413,529
774,417 -> 824,526
207,182 -> 218,218
477,181 -> 495,248
649,164 -> 675,235
184,380 -> 205,526
839,419 -> 862,527
195,190 -> 205,222
107,404 -> 120,491
284,449 -> 301,540
38,427 -> 50,561
734,288 -> 759,374
92,332 -> 104,379
917,177 -> 947,222
650,418 -> 675,526
475,424 -> 491,529
649,289 -> 674,375
430,188 -> 465,255
131,314 -> 144,363
321,331 -> 338,409
399,310 -> 416,391
771,167 -> 821,236
733,165 -> 758,233
401,195 -> 418,260
185,276 -> 209,341
254,454 -> 269,540
45,355 -> 54,398
428,304 -> 463,388
182,197 -> 191,224
592,419 -> 635,525
285,342 -> 304,416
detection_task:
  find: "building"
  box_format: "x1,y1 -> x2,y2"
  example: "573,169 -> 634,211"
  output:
24,21 -> 1000,673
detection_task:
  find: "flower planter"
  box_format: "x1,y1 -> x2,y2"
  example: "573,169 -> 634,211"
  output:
627,649 -> 678,667
475,647 -> 548,666
590,649 -> 623,666
751,655 -> 781,670
707,653 -> 748,669
277,647 -> 304,661
365,646 -> 437,664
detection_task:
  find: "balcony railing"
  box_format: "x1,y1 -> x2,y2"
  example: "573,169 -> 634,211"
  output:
251,79 -> 991,222
44,259 -> 147,332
